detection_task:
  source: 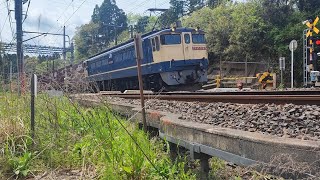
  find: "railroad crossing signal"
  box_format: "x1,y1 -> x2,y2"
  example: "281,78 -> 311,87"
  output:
316,38 -> 320,45
304,17 -> 320,62
306,17 -> 319,37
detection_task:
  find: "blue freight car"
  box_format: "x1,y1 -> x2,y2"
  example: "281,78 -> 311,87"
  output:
84,27 -> 208,92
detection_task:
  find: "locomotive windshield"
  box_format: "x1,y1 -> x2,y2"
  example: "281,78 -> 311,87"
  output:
192,34 -> 206,44
184,34 -> 191,44
160,34 -> 181,45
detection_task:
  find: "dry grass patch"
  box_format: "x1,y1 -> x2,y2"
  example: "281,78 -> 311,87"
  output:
0,118 -> 26,143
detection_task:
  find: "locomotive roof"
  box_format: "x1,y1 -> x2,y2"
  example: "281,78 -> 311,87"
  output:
85,27 -> 204,62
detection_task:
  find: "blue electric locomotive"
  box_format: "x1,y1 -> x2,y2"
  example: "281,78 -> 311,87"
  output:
84,27 -> 208,92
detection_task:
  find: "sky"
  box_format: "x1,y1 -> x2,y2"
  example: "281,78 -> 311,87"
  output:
0,0 -> 170,47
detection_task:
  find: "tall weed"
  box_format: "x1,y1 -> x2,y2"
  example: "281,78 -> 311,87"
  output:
0,94 -> 195,179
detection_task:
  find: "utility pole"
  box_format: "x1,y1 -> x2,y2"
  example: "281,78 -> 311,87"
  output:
134,34 -> 147,132
129,25 -> 134,38
0,54 -> 4,92
46,55 -> 49,71
63,26 -> 68,91
103,23 -> 122,46
63,26 -> 66,64
70,42 -> 74,65
10,58 -> 12,92
52,57 -> 54,77
15,0 -> 24,95
245,55 -> 248,86
114,26 -> 118,45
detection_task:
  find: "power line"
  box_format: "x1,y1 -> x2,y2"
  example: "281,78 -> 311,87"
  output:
49,0 -> 89,46
39,0 -> 169,47
37,0 -> 75,44
22,0 -> 31,24
63,0 -> 88,26
0,7 -> 10,41
6,0 -> 15,39
53,0 -> 74,26
126,0 -> 153,14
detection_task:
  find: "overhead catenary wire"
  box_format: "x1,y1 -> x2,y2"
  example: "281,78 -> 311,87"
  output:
45,0 -> 88,46
49,0 -> 135,45
0,11 -> 9,41
21,0 -> 40,46
37,0 -> 76,44
22,0 -> 31,24
6,0 -> 15,39
40,0 -> 170,48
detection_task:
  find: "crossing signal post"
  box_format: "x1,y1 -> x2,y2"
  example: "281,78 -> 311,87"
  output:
306,17 -> 319,71
313,37 -> 320,71
303,17 -> 320,86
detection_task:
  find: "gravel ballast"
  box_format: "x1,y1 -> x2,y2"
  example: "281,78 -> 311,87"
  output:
105,97 -> 320,141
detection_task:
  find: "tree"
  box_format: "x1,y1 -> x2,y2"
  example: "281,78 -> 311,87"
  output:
25,57 -> 38,74
296,0 -> 320,13
186,0 -> 205,13
183,7 -> 215,30
74,0 -> 128,60
184,1 -> 271,63
136,16 -> 150,33
226,2 -> 270,62
0,54 -> 18,84
91,5 -> 100,23
207,0 -> 231,8
74,22 -> 101,59
159,8 -> 179,27
159,0 -> 185,27
96,0 -> 128,45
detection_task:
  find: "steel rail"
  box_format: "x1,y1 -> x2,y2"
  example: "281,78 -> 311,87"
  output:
101,90 -> 320,96
101,93 -> 320,105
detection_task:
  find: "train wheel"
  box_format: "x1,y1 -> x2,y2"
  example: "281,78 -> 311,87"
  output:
151,76 -> 167,93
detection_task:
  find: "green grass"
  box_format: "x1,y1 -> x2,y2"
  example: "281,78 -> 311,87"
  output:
0,93 -> 282,179
0,93 -> 195,179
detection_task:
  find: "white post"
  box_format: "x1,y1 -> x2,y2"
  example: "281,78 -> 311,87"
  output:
291,43 -> 294,89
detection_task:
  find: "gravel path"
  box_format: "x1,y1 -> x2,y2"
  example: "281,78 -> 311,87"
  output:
105,97 -> 320,141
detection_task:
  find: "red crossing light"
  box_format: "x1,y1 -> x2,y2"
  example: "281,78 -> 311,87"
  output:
316,40 -> 320,45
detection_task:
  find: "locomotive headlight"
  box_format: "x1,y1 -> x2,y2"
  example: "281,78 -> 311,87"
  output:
178,71 -> 183,77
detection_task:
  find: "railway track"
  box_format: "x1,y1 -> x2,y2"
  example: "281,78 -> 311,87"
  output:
100,90 -> 320,105
73,94 -> 320,178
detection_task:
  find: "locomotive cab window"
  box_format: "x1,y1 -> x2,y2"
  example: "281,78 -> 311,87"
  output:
184,34 -> 190,44
151,38 -> 156,51
192,34 -> 206,44
155,36 -> 160,51
160,34 -> 181,45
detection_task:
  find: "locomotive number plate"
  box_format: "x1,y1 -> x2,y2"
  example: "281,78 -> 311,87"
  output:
192,47 -> 207,50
